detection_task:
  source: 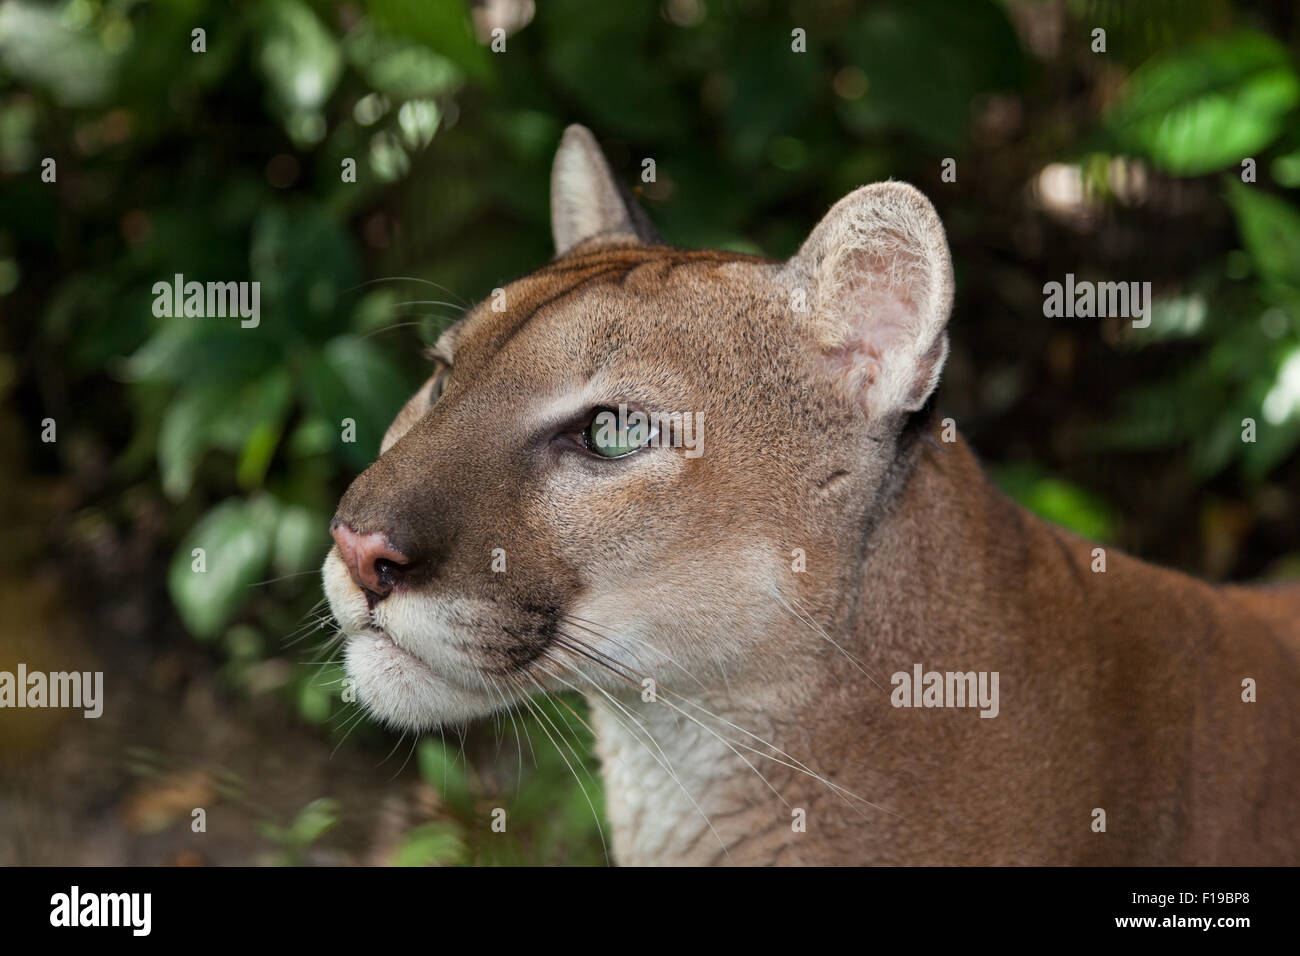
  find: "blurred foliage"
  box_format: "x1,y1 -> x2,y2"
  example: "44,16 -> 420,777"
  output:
258,796 -> 342,866
2,0 -> 1299,864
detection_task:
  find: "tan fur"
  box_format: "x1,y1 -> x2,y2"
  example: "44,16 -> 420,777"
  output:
323,125 -> 1300,865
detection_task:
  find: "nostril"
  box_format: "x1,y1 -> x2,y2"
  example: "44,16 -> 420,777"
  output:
330,518 -> 410,600
372,557 -> 406,592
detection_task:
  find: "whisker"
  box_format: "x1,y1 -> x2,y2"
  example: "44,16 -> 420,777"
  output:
330,706 -> 370,757
779,592 -> 888,694
392,731 -> 422,780
520,673 -> 602,791
507,674 -> 610,866
560,616 -> 898,818
562,614 -> 709,691
483,674 -> 527,797
341,275 -> 471,308
392,299 -> 468,311
658,689 -> 897,818
378,729 -> 408,771
249,570 -> 325,587
551,634 -> 642,687
535,658 -> 731,860
358,320 -> 431,341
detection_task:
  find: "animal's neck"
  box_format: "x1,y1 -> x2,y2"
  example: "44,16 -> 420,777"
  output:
590,687 -> 807,865
842,434 -> 1021,661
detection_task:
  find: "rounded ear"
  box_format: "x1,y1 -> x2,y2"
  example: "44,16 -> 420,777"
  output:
782,182 -> 954,419
550,124 -> 660,256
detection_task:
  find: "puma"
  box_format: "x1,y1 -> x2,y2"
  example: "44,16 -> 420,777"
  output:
323,125 -> 1300,865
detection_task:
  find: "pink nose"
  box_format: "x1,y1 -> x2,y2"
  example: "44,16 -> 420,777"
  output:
330,519 -> 410,599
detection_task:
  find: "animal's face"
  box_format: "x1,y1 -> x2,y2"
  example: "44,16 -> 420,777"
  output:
323,125 -> 954,729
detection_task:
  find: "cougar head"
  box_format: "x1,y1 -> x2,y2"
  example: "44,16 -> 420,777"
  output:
322,124 -> 954,729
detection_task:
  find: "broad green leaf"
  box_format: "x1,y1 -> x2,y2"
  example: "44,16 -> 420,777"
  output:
158,382 -> 223,499
158,366 -> 290,499
1226,180 -> 1300,285
1250,347 -> 1300,476
272,501 -> 329,575
236,419 -> 284,490
126,320 -> 275,388
1107,31 -> 1300,175
1273,147 -> 1300,188
169,498 -> 276,638
287,416 -> 336,458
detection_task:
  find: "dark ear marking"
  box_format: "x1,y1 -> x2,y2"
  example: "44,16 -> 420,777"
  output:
614,177 -> 662,245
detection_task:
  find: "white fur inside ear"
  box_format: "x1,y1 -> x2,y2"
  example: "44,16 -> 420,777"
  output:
550,124 -> 638,255
786,182 -> 954,418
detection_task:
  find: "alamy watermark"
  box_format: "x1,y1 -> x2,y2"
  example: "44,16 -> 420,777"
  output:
891,663 -> 999,718
0,664 -> 103,718
152,273 -> 260,328
50,886 -> 150,936
1043,273 -> 1151,328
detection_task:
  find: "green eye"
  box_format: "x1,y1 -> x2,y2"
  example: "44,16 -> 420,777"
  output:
583,407 -> 653,458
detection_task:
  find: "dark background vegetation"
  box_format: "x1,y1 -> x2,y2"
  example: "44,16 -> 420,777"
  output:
1,0 -> 1298,864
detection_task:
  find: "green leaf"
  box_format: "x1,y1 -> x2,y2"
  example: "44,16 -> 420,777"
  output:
256,0 -> 343,114
272,501 -> 329,575
345,24 -> 463,99
416,738 -> 475,816
169,498 -> 276,638
1273,147 -> 1300,188
297,675 -> 334,724
367,0 -> 490,81
126,319 -> 272,387
157,380 -> 226,500
236,419 -> 283,490
392,822 -> 468,866
1250,347 -> 1300,476
0,1 -> 115,107
1106,31 -> 1300,175
992,463 -> 1118,542
158,366 -> 290,499
287,797 -> 341,845
1226,180 -> 1300,285
300,336 -> 414,470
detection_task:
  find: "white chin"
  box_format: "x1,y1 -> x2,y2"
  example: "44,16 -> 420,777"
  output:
344,631 -> 498,730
